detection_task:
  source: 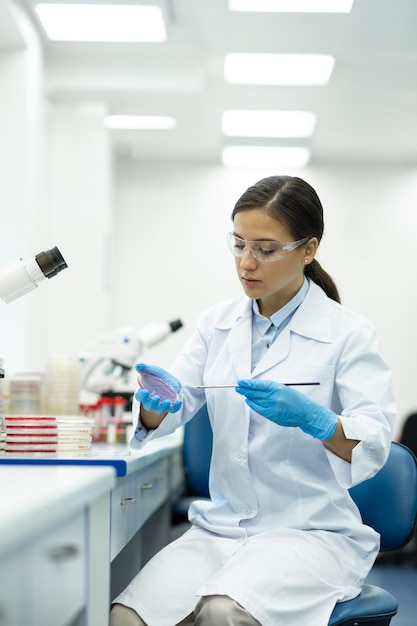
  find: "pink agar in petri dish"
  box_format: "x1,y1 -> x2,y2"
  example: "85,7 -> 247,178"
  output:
137,369 -> 182,406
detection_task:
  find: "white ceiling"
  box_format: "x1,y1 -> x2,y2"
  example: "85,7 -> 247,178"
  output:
3,0 -> 417,165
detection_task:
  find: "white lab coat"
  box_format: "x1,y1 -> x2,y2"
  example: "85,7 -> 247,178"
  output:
119,281 -> 396,626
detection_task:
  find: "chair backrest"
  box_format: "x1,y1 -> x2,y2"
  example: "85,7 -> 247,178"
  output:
349,442 -> 417,550
182,404 -> 213,497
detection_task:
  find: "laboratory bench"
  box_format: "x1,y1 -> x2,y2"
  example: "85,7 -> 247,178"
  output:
0,432 -> 185,626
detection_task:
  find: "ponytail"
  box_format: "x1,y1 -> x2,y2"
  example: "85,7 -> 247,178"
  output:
305,259 -> 341,304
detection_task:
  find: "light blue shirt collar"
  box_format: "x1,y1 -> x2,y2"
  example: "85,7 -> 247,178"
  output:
251,278 -> 309,370
252,277 -> 309,333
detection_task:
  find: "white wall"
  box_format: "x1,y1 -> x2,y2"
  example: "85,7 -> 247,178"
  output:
0,2 -> 40,373
25,100 -> 114,371
0,2 -> 113,377
111,161 -> 417,438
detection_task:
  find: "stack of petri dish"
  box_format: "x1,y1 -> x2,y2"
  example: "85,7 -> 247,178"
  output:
9,373 -> 44,415
0,431 -> 5,454
56,416 -> 95,453
3,415 -> 94,455
43,355 -> 81,416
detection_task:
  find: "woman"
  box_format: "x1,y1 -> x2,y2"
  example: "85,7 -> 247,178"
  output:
110,175 -> 396,626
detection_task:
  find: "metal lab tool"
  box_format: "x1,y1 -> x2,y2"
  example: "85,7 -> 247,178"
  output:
196,382 -> 320,388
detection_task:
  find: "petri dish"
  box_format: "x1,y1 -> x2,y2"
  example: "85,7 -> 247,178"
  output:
5,416 -> 56,425
4,427 -> 58,435
137,369 -> 183,406
5,442 -> 58,453
57,416 -> 95,434
6,435 -> 58,442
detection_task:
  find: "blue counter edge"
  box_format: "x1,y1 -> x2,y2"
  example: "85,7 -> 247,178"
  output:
0,456 -> 127,476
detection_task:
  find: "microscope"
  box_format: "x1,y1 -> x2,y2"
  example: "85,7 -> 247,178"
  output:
0,246 -> 68,379
0,246 -> 67,305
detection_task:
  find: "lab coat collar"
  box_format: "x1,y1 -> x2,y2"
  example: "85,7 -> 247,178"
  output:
215,298 -> 253,380
214,281 -> 333,343
252,283 -> 334,376
290,280 -> 333,343
214,282 -> 334,379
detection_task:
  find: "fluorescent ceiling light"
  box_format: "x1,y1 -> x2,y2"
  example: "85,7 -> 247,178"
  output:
104,115 -> 177,130
222,146 -> 310,168
229,0 -> 354,13
224,53 -> 334,86
222,110 -> 316,138
35,4 -> 167,42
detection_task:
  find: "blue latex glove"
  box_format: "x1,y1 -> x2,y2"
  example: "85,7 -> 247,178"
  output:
135,363 -> 182,414
235,379 -> 338,441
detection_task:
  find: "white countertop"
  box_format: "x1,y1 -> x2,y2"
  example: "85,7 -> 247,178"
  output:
0,464 -> 116,555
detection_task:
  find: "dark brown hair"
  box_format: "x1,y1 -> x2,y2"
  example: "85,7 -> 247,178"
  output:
231,175 -> 340,303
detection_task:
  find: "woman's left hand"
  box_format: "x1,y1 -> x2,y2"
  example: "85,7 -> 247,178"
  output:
236,379 -> 338,441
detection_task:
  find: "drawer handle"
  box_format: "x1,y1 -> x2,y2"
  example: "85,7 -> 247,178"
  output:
48,544 -> 79,561
120,496 -> 136,506
141,483 -> 153,490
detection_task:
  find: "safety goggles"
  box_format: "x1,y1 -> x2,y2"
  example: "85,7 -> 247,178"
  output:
227,232 -> 309,263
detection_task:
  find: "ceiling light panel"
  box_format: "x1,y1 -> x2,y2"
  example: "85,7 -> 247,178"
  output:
222,110 -> 316,138
222,146 -> 311,168
104,115 -> 177,130
35,3 -> 167,42
229,0 -> 354,13
224,53 -> 335,86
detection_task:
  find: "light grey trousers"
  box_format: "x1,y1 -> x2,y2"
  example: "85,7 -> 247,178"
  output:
109,595 -> 261,626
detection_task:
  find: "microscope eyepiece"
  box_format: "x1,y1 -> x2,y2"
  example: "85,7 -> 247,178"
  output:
169,319 -> 183,333
35,246 -> 68,279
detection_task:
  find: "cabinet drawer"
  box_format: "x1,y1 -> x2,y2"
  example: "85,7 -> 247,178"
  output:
28,512 -> 86,626
0,511 -> 85,626
111,457 -> 169,559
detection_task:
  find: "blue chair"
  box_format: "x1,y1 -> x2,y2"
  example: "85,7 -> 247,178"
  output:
330,440 -> 417,625
173,406 -> 417,625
